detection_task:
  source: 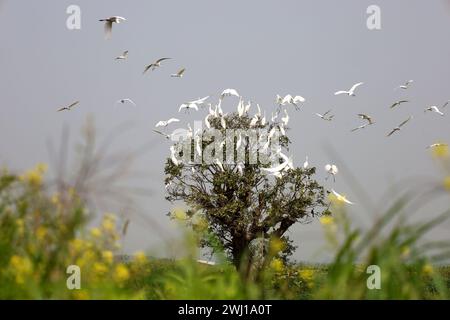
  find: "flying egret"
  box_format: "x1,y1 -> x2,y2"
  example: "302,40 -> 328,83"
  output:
357,114 -> 374,125
387,116 -> 412,137
325,164 -> 338,182
179,96 -> 209,113
170,146 -> 180,166
153,130 -> 178,140
351,123 -> 370,132
424,106 -> 444,116
116,98 -> 136,106
427,143 -> 448,149
334,82 -> 364,96
331,189 -> 355,205
57,101 -> 79,112
395,80 -> 413,90
155,118 -> 180,128
115,50 -> 128,60
316,110 -> 334,121
220,88 -> 240,99
442,100 -> 450,109
390,100 -> 409,109
280,95 -> 305,110
143,58 -> 172,74
171,68 -> 185,78
99,16 -> 126,39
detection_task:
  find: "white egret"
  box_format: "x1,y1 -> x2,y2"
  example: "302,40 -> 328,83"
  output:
303,156 -> 309,169
281,109 -> 289,126
170,146 -> 180,166
115,50 -> 128,60
215,158 -> 225,172
390,100 -> 409,109
205,114 -> 211,129
325,164 -> 338,182
116,98 -> 136,106
424,106 -> 444,116
155,118 -> 180,128
357,114 -> 374,125
395,80 -> 413,90
99,16 -> 126,39
236,163 -> 244,175
387,116 -> 412,137
220,116 -> 227,129
170,68 -> 185,78
57,101 -> 79,112
220,88 -> 240,99
331,189 -> 355,205
334,82 -> 364,96
315,110 -> 334,121
143,58 -> 172,74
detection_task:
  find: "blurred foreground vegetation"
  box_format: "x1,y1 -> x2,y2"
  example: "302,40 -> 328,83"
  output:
1,144 -> 450,299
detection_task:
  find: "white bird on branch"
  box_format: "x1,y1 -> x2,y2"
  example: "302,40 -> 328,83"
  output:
335,82 -> 364,97
170,146 -> 180,166
281,109 -> 289,126
303,156 -> 309,169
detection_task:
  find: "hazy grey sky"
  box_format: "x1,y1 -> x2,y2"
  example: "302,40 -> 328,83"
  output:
1,0 -> 449,261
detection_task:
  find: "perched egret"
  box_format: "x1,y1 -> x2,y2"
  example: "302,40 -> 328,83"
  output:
303,156 -> 309,169
281,109 -> 289,126
170,146 -> 180,166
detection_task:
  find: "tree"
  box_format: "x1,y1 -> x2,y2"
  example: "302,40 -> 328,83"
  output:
164,97 -> 329,276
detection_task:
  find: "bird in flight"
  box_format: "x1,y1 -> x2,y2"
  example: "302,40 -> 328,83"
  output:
179,96 -> 209,113
387,116 -> 412,137
351,123 -> 370,132
116,98 -> 136,106
143,58 -> 172,74
334,82 -> 364,97
316,110 -> 334,121
424,106 -> 444,116
395,80 -> 413,90
99,16 -> 126,39
325,164 -> 339,182
279,94 -> 305,110
170,68 -> 185,78
220,89 -> 240,99
115,50 -> 128,60
357,114 -> 374,125
390,100 -> 409,109
155,118 -> 180,128
331,189 -> 355,205
426,143 -> 448,149
442,100 -> 450,109
57,101 -> 79,112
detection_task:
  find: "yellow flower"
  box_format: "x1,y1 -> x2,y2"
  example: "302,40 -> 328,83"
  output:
443,176 -> 450,192
16,219 -> 25,235
431,143 -> 449,158
269,238 -> 286,255
102,219 -> 116,233
102,251 -> 114,264
9,255 -> 33,284
113,264 -> 130,283
93,262 -> 108,276
36,226 -> 47,241
20,163 -> 48,187
422,263 -> 434,276
133,251 -> 147,265
172,208 -> 187,220
270,258 -> 284,272
319,216 -> 334,225
90,227 -> 102,238
73,290 -> 90,300
298,269 -> 315,288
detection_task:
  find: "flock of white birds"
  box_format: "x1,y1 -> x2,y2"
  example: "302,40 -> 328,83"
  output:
55,16 -> 449,207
